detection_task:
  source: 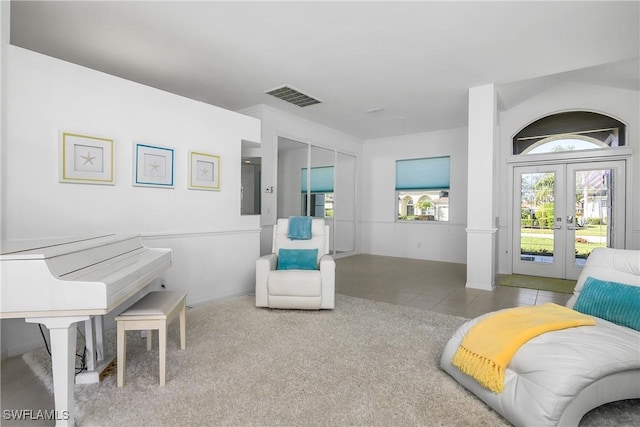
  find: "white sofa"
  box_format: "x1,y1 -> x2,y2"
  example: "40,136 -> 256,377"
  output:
255,218 -> 335,310
440,247 -> 640,426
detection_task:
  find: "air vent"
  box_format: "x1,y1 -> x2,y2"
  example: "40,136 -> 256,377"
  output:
265,85 -> 321,107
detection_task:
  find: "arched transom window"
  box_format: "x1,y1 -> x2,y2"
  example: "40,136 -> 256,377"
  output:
513,111 -> 625,155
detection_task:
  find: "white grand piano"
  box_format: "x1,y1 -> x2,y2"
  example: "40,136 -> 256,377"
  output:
0,234 -> 173,426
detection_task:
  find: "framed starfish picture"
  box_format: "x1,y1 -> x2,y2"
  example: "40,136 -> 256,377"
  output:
59,132 -> 114,185
133,143 -> 175,188
188,151 -> 220,191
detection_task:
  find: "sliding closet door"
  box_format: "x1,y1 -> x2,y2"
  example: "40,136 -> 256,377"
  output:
276,136 -> 357,256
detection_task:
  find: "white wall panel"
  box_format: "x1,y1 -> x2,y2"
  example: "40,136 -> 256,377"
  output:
361,127 -> 468,263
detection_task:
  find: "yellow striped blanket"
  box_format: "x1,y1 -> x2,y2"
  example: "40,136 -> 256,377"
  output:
451,303 -> 596,393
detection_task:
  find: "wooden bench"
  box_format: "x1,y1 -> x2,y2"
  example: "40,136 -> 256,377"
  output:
116,291 -> 186,387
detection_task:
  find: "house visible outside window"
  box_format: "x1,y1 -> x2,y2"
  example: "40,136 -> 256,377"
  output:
301,166 -> 334,217
396,156 -> 450,222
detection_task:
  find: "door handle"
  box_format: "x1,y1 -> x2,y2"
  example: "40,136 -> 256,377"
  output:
567,226 -> 578,230
552,225 -> 562,230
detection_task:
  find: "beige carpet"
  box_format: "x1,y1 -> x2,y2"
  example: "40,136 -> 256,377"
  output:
23,295 -> 639,426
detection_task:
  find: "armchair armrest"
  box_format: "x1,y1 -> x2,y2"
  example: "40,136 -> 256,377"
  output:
319,254 -> 335,271
257,253 -> 278,271
256,253 -> 278,307
319,254 -> 335,309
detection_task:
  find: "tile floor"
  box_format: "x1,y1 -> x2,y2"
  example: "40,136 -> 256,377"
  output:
1,254 -> 572,426
335,254 -> 571,318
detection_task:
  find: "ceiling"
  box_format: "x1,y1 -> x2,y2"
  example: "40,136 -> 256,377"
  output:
9,1 -> 640,140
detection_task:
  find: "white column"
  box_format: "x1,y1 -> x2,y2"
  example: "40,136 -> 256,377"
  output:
466,84 -> 498,290
26,316 -> 89,427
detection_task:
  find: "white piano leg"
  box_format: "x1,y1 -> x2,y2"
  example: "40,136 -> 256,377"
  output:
76,315 -> 112,385
82,316 -> 105,372
94,316 -> 105,362
26,315 -> 89,427
83,318 -> 97,372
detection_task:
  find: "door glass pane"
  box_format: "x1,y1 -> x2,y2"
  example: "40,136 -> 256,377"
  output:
520,172 -> 555,264
573,169 -> 611,266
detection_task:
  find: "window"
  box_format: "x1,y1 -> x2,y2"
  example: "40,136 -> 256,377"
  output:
396,156 -> 450,222
513,111 -> 625,155
523,136 -> 606,154
301,166 -> 334,218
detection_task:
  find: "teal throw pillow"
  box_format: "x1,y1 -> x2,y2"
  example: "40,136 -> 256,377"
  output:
277,248 -> 318,270
573,276 -> 640,331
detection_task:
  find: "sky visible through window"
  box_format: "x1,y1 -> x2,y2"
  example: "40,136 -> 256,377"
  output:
525,138 -> 603,154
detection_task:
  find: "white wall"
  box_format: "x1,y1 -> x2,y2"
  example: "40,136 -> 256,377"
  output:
361,127 -> 469,264
496,82 -> 640,273
1,46 -> 261,358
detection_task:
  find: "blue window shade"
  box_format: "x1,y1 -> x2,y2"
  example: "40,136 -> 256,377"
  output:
302,166 -> 334,192
395,156 -> 450,190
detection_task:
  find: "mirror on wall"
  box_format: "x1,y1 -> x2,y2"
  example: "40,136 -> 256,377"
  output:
241,140 -> 261,215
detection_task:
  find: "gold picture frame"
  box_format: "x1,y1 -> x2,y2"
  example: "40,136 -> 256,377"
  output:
189,151 -> 220,191
60,132 -> 114,185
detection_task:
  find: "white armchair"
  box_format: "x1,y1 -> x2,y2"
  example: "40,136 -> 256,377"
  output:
256,218 -> 335,310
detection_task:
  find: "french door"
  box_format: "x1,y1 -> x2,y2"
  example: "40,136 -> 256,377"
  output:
513,160 -> 625,280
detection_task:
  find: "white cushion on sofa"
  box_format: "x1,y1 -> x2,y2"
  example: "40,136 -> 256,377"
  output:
567,247 -> 640,308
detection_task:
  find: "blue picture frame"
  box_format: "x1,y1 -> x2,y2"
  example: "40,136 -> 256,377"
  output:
133,143 -> 175,188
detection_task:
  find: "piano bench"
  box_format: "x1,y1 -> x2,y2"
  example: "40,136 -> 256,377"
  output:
115,291 -> 187,387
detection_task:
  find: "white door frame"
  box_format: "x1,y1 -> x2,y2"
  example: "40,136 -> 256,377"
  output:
509,155 -> 628,279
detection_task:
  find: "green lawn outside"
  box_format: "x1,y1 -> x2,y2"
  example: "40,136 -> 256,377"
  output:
520,224 -> 606,236
520,236 -> 605,258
